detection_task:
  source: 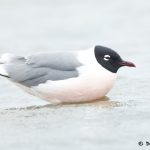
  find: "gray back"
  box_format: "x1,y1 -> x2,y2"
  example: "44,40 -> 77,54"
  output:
5,51 -> 82,87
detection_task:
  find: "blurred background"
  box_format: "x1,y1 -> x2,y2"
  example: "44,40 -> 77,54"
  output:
0,0 -> 150,150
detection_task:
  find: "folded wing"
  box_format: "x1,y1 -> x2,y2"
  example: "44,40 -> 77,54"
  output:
0,52 -> 82,87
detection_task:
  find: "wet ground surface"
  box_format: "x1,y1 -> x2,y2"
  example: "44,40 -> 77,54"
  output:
0,0 -> 150,150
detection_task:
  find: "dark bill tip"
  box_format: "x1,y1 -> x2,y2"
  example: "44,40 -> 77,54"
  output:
119,61 -> 136,67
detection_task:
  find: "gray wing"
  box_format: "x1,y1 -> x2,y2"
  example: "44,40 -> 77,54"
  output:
5,51 -> 82,87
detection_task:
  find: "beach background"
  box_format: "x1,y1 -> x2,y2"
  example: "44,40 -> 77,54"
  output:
0,0 -> 150,149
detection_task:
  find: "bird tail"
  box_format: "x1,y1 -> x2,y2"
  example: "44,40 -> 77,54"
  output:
0,65 -> 9,78
0,53 -> 12,78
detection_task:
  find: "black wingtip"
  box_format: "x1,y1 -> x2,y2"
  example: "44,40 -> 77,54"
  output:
0,74 -> 10,78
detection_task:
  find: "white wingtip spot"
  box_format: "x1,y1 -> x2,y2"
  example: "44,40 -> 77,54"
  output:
0,53 -> 15,64
0,64 -> 8,76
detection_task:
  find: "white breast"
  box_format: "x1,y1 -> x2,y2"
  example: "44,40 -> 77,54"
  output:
29,49 -> 117,103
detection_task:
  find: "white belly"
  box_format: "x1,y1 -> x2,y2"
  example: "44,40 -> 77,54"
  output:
30,65 -> 116,103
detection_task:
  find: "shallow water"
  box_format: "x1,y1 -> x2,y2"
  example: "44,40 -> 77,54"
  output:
0,0 -> 150,150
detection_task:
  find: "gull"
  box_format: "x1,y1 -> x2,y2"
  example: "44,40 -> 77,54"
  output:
0,45 -> 135,103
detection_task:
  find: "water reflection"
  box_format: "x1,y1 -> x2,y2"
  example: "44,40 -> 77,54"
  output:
6,96 -> 125,110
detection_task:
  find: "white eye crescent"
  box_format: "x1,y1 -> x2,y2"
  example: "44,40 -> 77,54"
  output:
104,55 -> 110,61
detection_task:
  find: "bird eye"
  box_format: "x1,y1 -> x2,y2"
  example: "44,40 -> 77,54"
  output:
104,55 -> 110,61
